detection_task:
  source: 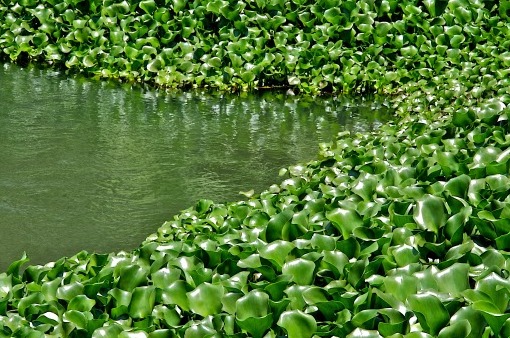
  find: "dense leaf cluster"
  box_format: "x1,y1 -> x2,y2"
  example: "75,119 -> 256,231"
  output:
1,96 -> 510,337
1,0 -> 510,337
0,0 -> 508,93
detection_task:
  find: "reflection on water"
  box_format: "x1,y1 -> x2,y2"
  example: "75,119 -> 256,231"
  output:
0,63 -> 391,271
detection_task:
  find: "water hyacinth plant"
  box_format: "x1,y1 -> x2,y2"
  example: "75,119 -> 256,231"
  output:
0,0 -> 507,94
1,0 -> 510,337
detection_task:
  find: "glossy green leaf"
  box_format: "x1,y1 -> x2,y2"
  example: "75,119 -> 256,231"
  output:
472,301 -> 510,336
68,295 -> 96,312
237,314 -> 273,338
444,175 -> 470,197
451,306 -> 485,338
184,323 -> 217,338
277,310 -> 317,338
259,240 -> 294,268
265,209 -> 294,242
282,258 -> 315,285
408,293 -> 449,335
413,195 -> 446,234
172,0 -> 187,13
129,286 -> 155,318
236,289 -> 269,320
160,280 -> 190,311
324,8 -> 342,25
435,263 -> 469,296
384,274 -> 418,303
187,283 -> 224,317
64,310 -> 91,330
92,325 -> 124,338
475,273 -> 510,313
347,328 -> 382,338
119,265 -> 148,291
7,252 -> 29,277
139,0 -> 156,14
206,1 -> 225,14
326,208 -> 363,239
57,282 -> 84,301
391,244 -> 420,267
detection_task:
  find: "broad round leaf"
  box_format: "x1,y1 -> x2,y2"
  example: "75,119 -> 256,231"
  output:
277,310 -> 317,338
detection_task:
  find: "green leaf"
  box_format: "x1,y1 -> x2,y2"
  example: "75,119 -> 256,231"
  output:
277,310 -> 317,338
207,57 -> 222,69
139,0 -> 156,14
472,301 -> 510,336
401,46 -> 418,57
154,305 -> 181,327
259,240 -> 294,268
161,280 -> 190,310
119,265 -> 148,291
18,293 -> 43,317
472,146 -> 501,168
496,232 -> 510,250
206,0 -> 225,14
408,293 -> 450,335
347,328 -> 382,338
452,109 -> 475,127
445,206 -> 472,245
92,325 -> 124,338
413,195 -> 446,234
352,309 -> 378,327
172,0 -> 187,12
7,252 -> 29,277
151,267 -> 181,289
119,331 -> 149,338
129,286 -> 156,319
324,8 -> 342,25
282,258 -> 315,285
311,233 -> 336,251
184,323 -> 217,338
241,71 -> 256,83
450,34 -> 465,48
83,55 -> 96,68
453,6 -> 472,24
265,209 -> 294,242
444,175 -> 471,198
391,244 -> 420,267
236,290 -> 269,320
187,283 -> 224,317
435,263 -> 469,296
68,295 -> 96,312
383,274 -> 418,303
475,272 -> 510,313
326,208 -> 363,239
57,282 -> 85,301
237,314 -> 273,338
352,174 -> 377,201
64,310 -> 91,330
375,22 -> 392,36
451,306 -> 486,338
147,58 -> 163,72
0,274 -> 13,300
322,250 -> 349,277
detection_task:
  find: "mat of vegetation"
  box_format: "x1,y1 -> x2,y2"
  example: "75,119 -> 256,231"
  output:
1,0 -> 510,337
0,0 -> 508,94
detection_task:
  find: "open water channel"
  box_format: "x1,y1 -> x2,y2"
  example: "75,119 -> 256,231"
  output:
0,62 -> 391,271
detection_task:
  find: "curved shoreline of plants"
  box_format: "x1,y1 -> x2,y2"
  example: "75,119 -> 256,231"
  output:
1,0 -> 510,337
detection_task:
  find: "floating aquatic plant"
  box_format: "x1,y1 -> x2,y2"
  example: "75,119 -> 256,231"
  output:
0,0 -> 510,337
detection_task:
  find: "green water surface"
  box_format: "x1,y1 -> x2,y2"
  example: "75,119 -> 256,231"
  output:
0,63 -> 391,271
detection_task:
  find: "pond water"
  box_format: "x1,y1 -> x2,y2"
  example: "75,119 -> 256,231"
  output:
0,63 -> 391,271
